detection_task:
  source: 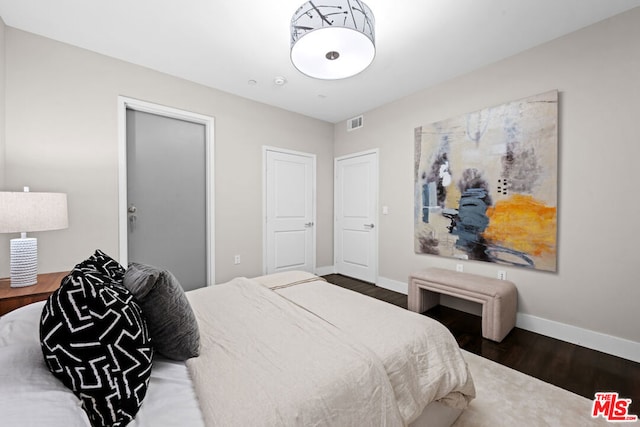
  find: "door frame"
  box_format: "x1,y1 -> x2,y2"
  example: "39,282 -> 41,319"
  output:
262,146 -> 317,275
334,149 -> 379,283
117,96 -> 215,285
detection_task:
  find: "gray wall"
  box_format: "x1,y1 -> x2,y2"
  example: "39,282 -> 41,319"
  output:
1,27 -> 334,284
0,16 -> 5,187
0,17 -> 6,263
334,8 -> 640,344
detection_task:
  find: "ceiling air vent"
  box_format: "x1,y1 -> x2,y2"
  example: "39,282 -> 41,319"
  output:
347,115 -> 363,131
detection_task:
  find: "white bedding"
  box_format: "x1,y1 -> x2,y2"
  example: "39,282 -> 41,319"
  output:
0,301 -> 205,427
254,272 -> 475,425
186,277 -> 405,427
281,280 -> 473,422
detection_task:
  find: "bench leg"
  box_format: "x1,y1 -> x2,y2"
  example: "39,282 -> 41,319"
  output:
408,280 -> 440,313
481,297 -> 516,342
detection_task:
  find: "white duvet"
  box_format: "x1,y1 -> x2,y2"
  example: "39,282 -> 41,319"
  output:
187,273 -> 475,427
186,277 -> 405,427
255,272 -> 476,424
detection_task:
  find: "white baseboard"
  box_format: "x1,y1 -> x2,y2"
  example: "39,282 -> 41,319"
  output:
516,313 -> 640,364
375,276 -> 640,364
315,265 -> 336,276
377,276 -> 409,294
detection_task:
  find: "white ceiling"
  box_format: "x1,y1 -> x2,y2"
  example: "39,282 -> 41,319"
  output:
0,0 -> 638,123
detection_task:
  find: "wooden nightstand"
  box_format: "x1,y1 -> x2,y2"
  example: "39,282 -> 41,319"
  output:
0,271 -> 69,316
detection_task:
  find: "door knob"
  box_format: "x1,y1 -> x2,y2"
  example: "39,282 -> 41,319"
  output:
305,222 -> 315,227
128,205 -> 137,230
364,223 -> 375,229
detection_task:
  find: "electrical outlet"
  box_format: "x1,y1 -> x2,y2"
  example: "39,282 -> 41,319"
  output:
456,264 -> 463,272
234,255 -> 241,265
498,270 -> 507,280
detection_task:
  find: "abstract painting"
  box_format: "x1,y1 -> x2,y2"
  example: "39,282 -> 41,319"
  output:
414,90 -> 558,272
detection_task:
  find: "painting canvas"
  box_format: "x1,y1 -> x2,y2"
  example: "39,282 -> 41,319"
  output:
414,90 -> 558,272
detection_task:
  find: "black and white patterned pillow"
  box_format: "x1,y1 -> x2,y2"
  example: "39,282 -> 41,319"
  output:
40,250 -> 153,427
75,248 -> 127,282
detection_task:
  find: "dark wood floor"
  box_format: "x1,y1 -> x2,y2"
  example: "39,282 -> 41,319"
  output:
323,274 -> 640,416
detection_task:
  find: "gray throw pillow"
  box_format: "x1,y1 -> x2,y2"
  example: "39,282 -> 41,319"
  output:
124,263 -> 200,360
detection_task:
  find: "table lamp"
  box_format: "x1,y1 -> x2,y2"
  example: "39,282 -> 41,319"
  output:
0,187 -> 68,287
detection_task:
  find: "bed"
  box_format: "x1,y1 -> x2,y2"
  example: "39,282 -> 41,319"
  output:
0,257 -> 475,427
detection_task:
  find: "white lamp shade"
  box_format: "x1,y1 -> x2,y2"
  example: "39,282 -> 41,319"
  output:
0,192 -> 68,233
291,0 -> 375,80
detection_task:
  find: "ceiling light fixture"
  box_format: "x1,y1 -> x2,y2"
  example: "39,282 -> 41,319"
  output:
290,0 -> 375,80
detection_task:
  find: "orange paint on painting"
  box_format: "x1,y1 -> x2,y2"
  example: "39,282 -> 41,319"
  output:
485,194 -> 556,256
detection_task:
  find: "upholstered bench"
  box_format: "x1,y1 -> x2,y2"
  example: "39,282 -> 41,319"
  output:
408,268 -> 517,342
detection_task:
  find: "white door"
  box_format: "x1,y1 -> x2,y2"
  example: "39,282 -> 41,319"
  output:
264,148 -> 315,274
335,150 -> 378,283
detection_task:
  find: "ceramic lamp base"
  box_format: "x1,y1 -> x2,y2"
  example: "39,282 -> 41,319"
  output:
10,237 -> 38,287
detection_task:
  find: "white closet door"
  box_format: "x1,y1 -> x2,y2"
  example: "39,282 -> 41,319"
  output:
265,149 -> 315,274
335,150 -> 378,283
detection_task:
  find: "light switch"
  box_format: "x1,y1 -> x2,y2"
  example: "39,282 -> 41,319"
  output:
382,206 -> 389,215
